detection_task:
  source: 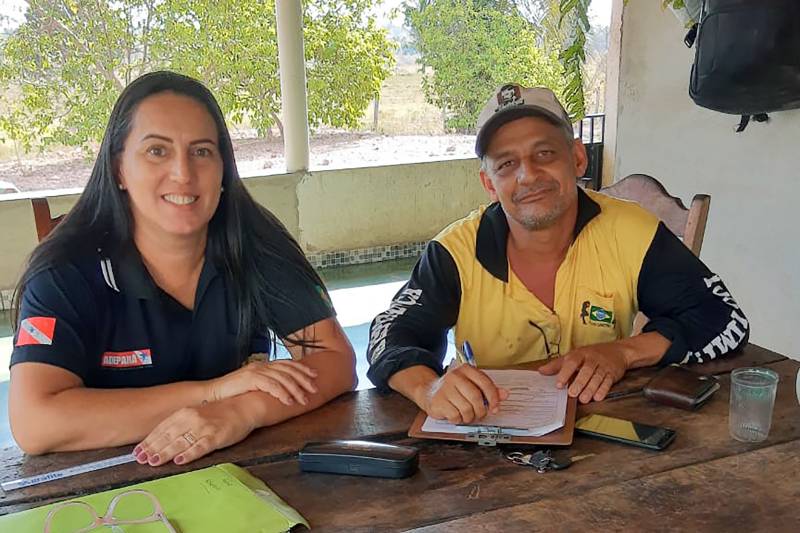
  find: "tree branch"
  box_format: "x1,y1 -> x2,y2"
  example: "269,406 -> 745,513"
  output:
49,5 -> 124,92
141,0 -> 156,68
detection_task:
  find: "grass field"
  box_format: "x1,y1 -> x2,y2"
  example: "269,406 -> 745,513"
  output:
0,140 -> 17,162
359,62 -> 446,136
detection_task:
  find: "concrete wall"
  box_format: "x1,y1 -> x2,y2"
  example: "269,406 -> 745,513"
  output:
0,191 -> 81,295
297,159 -> 484,251
612,2 -> 800,359
0,158 -> 484,291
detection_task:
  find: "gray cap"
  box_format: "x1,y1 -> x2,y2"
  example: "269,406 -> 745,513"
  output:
475,84 -> 574,157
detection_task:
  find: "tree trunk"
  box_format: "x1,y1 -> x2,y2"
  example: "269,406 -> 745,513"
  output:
270,112 -> 285,140
14,140 -> 27,176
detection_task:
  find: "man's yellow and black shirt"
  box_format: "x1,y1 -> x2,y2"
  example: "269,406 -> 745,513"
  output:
367,188 -> 749,392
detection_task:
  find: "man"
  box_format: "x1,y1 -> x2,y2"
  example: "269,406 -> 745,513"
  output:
367,84 -> 749,425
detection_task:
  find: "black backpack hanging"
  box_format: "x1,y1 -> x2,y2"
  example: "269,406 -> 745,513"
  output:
687,0 -> 800,132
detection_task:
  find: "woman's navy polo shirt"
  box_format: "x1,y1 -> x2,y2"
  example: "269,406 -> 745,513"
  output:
11,245 -> 334,388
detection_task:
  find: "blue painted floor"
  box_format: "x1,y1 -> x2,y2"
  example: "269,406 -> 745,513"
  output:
0,381 -> 9,449
1,310 -> 12,449
0,259 -> 454,450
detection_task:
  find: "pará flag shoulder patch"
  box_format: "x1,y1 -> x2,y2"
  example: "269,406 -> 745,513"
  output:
16,317 -> 56,347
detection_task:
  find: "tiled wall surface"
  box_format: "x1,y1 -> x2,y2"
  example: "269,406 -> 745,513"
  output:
1,160 -> 487,291
306,241 -> 428,270
0,290 -> 11,313
0,241 -> 428,311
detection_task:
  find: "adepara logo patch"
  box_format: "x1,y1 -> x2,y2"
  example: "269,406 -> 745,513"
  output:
580,301 -> 614,327
101,349 -> 153,368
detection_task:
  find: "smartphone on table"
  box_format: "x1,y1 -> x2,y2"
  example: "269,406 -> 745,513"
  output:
575,413 -> 676,451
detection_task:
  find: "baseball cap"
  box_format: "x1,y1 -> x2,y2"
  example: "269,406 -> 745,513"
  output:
474,84 -> 574,157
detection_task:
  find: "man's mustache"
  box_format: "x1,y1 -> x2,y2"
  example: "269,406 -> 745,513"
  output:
512,181 -> 558,203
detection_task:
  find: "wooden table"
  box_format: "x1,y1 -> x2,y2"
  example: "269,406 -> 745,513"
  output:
1,344 -> 798,532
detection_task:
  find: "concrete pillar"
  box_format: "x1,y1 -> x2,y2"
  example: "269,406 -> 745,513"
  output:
602,0 -> 625,186
276,0 -> 310,172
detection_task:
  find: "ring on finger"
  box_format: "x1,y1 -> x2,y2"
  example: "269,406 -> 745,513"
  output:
182,431 -> 197,446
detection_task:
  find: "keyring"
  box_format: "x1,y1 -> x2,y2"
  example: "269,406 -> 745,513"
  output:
505,452 -> 533,465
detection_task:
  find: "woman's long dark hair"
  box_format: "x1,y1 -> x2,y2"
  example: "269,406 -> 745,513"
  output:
13,71 -> 324,357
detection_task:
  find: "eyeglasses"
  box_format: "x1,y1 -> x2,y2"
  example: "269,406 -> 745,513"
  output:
43,489 -> 177,533
528,318 -> 561,359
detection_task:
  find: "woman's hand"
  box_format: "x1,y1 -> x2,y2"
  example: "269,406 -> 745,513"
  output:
207,360 -> 318,406
134,398 -> 255,466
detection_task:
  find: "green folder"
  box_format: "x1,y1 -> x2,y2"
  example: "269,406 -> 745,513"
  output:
0,463 -> 308,532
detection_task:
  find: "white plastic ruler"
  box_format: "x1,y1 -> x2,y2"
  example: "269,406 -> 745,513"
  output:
1,452 -> 137,492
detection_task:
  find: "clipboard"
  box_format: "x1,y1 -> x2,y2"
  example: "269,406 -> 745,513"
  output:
408,395 -> 577,446
408,363 -> 578,446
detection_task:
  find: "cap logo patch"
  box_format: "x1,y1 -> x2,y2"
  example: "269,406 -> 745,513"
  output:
495,84 -> 524,112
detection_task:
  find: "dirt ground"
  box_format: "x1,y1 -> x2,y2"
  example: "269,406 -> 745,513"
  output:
0,130 -> 476,192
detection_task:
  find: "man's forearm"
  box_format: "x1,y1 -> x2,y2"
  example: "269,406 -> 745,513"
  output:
387,365 -> 439,409
619,331 -> 672,369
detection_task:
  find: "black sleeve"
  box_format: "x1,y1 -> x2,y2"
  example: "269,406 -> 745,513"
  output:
11,265 -> 101,381
268,266 -> 335,339
637,222 -> 749,365
367,241 -> 462,392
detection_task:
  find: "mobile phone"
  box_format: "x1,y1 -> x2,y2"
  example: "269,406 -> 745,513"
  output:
575,413 -> 676,451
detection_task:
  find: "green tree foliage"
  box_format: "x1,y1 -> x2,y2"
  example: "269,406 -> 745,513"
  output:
549,0 -> 694,117
510,0 -> 591,119
0,0 -> 396,150
554,0 -> 591,120
405,0 -> 566,132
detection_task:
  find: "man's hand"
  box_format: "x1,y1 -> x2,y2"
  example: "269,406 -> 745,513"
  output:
135,397 -> 256,467
419,365 -> 509,424
539,343 -> 629,403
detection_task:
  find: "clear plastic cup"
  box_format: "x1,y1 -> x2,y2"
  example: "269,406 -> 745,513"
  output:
796,368 -> 800,405
729,367 -> 779,442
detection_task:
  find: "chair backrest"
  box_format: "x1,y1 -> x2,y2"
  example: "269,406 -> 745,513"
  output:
31,198 -> 66,242
599,173 -> 710,256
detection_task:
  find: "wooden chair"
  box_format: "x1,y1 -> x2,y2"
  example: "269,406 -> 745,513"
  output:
600,173 -> 710,256
599,173 -> 711,333
31,197 -> 66,242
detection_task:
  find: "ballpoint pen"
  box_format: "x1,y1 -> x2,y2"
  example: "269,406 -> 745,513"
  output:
461,340 -> 488,407
461,340 -> 477,367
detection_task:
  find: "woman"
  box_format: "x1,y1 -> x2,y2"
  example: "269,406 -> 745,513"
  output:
9,71 -> 356,466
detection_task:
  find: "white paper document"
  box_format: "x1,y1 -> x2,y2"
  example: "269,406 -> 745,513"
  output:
420,369 -> 568,437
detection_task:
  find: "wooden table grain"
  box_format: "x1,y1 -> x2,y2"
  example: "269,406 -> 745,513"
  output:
0,343 -> 796,533
248,358 -> 800,532
408,439 -> 800,532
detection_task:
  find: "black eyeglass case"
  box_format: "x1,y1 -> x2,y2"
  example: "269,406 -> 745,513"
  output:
299,440 -> 419,479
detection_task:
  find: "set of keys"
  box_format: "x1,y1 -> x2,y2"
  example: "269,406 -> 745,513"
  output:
505,449 -> 594,473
